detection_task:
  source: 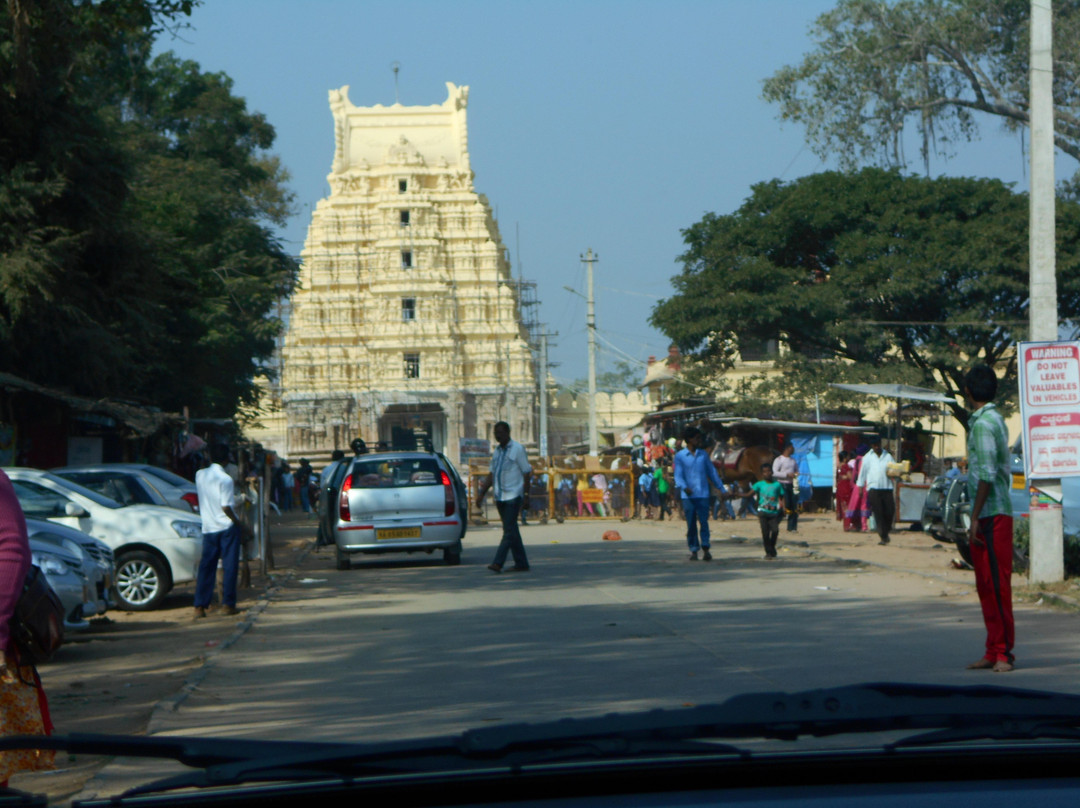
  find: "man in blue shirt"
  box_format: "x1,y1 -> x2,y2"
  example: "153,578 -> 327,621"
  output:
673,426 -> 725,561
476,421 -> 532,572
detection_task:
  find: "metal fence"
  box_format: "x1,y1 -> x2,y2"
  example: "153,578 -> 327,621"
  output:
466,460 -> 636,523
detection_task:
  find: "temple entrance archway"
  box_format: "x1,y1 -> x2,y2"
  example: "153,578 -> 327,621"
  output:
379,404 -> 447,453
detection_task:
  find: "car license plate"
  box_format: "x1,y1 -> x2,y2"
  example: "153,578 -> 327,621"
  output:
377,527 -> 421,540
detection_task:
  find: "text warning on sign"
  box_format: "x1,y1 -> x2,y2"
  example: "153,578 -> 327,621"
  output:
1024,344 -> 1080,407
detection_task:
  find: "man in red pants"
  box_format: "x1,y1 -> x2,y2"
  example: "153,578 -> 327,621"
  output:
963,364 -> 1015,673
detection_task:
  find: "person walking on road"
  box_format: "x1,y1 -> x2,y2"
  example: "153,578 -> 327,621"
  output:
0,469 -> 54,783
772,443 -> 799,533
962,364 -> 1015,673
835,451 -> 854,526
654,461 -> 672,521
194,443 -> 253,618
845,447 -> 870,531
296,458 -> 313,514
673,426 -> 725,561
855,437 -> 897,545
735,462 -> 786,560
476,422 -> 532,573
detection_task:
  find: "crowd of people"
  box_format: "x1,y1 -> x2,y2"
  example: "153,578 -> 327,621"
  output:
270,457 -> 317,514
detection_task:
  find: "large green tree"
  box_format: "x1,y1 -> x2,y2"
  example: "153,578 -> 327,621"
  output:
0,0 -> 296,415
762,0 -> 1080,177
649,169 -> 1080,422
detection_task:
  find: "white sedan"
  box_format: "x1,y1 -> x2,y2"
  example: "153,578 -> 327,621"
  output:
6,468 -> 203,611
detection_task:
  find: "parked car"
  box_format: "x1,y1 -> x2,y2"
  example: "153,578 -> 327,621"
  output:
333,451 -> 466,570
26,517 -> 114,620
58,463 -> 200,513
5,468 -> 203,611
52,467 -> 178,511
26,536 -> 94,632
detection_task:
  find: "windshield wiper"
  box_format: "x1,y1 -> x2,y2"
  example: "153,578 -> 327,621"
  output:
5,682 -> 1080,799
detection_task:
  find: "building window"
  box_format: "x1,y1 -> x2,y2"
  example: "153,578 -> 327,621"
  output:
404,353 -> 420,379
739,337 -> 779,362
398,179 -> 408,193
401,250 -> 412,269
400,210 -> 410,226
401,298 -> 416,321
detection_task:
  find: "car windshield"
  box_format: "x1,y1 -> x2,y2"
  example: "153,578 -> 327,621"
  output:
135,466 -> 195,488
350,457 -> 442,488
6,1 -> 1080,806
11,472 -> 122,514
54,471 -> 154,506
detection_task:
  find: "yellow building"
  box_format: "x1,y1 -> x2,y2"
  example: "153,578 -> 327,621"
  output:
278,83 -> 536,464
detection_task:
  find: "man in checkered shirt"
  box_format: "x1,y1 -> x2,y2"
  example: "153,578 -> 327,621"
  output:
963,364 -> 1015,673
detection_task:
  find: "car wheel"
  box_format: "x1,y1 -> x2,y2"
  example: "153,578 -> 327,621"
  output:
114,551 -> 169,611
443,548 -> 461,566
335,546 -> 350,571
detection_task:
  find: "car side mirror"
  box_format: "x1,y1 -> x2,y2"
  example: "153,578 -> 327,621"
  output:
64,501 -> 89,518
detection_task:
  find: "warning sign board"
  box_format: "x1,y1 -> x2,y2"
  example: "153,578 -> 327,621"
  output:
1019,341 -> 1080,479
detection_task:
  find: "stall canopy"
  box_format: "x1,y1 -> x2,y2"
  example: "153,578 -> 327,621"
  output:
829,383 -> 959,457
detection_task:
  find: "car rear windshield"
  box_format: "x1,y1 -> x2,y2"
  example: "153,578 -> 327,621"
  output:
136,466 -> 193,487
351,457 -> 442,488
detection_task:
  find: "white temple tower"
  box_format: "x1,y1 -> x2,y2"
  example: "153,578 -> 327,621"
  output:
280,83 -> 537,463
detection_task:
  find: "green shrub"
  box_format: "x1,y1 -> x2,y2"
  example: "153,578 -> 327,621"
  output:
1015,517 -> 1080,577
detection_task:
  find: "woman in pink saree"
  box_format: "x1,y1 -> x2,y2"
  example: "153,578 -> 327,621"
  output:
845,447 -> 870,531
835,451 -> 854,524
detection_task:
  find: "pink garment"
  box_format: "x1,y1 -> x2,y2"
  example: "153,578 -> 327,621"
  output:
0,470 -> 31,654
845,456 -> 870,531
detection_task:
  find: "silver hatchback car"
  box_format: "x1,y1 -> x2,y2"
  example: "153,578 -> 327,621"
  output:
333,451 -> 466,570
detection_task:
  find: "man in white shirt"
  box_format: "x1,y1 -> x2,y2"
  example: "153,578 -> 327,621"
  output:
855,436 -> 897,545
193,443 -> 252,618
476,421 -> 532,572
772,443 -> 799,533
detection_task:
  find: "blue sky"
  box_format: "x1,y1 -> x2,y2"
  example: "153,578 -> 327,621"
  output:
156,0 -> 1048,386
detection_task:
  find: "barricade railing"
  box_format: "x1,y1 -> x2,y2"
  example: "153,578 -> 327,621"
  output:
466,461 -> 636,523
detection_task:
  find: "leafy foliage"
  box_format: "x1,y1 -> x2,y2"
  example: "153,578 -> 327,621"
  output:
762,0 -> 1080,175
0,0 -> 296,416
1013,517 -> 1080,577
649,169 -> 1080,423
570,360 -> 644,394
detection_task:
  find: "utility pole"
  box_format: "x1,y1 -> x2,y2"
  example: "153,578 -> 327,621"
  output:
1029,0 -> 1065,583
581,249 -> 599,456
539,333 -> 552,458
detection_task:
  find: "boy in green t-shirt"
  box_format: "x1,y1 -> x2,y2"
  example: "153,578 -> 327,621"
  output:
653,461 -> 672,521
732,462 -> 785,559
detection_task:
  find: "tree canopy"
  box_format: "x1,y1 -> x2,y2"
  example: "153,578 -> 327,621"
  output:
569,360 -> 643,395
0,0 -> 297,416
762,0 -> 1080,177
649,169 -> 1080,422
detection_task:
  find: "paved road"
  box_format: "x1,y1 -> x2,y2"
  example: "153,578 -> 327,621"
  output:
78,512 -> 1080,797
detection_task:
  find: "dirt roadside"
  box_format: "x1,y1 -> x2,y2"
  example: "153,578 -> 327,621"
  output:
9,512 -> 318,802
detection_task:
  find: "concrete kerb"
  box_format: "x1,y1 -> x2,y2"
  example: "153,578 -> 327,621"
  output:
146,539 -> 318,734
